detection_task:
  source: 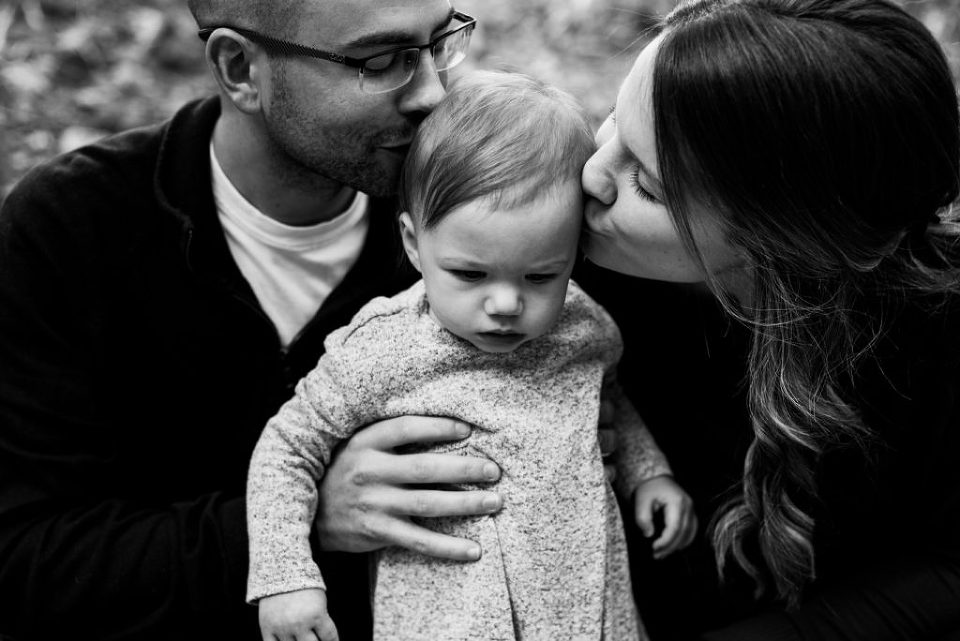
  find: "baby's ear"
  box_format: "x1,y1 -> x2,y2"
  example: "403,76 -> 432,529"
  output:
398,211 -> 422,272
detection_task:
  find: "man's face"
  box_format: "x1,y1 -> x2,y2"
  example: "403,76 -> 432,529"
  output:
261,0 -> 457,197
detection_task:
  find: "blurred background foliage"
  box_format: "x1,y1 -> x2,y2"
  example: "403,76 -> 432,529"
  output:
1,0 -> 959,199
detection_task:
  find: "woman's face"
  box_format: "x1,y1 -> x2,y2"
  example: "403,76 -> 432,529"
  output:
580,34 -> 743,282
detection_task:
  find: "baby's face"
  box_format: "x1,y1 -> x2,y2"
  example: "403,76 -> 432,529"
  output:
413,180 -> 582,353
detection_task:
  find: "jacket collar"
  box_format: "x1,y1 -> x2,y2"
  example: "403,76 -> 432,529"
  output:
147,95 -> 416,348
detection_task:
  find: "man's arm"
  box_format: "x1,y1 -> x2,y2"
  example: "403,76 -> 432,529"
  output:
0,170 -> 256,637
0,163 -> 505,638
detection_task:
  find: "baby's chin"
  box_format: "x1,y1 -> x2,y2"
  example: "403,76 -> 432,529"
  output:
468,331 -> 531,354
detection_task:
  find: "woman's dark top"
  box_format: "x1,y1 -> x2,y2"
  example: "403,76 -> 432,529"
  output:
576,263 -> 960,641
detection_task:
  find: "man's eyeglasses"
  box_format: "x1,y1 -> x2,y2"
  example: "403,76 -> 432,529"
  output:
198,12 -> 476,95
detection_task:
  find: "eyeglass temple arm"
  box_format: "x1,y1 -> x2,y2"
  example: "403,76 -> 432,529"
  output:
195,26 -> 363,67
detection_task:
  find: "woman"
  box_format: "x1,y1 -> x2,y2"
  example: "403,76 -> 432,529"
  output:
578,0 -> 960,638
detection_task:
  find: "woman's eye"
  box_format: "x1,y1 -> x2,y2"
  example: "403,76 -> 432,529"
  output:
629,166 -> 659,204
526,273 -> 557,284
450,270 -> 485,282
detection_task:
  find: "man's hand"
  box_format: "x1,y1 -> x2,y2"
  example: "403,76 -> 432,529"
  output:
315,416 -> 503,561
598,396 -> 618,483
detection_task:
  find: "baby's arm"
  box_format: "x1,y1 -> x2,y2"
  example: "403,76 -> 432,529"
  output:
602,372 -> 698,557
247,347 -> 366,627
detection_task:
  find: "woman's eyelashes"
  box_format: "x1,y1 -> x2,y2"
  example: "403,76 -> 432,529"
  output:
628,166 -> 659,203
607,106 -> 660,204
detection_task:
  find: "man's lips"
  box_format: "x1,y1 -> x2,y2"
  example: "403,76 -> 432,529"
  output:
379,139 -> 412,152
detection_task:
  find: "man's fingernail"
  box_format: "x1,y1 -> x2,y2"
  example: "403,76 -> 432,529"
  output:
455,423 -> 470,437
483,495 -> 501,511
483,463 -> 499,480
468,545 -> 482,560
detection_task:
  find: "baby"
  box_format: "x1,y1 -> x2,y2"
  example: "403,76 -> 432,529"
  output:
247,70 -> 696,641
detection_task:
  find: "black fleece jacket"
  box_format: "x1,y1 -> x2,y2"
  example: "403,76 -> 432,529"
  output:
0,97 -> 414,640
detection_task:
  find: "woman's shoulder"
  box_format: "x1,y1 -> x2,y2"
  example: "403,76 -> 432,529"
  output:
855,289 -> 960,439
884,289 -> 960,368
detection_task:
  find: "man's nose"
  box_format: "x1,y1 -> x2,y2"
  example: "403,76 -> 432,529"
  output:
398,50 -> 446,117
484,286 -> 523,317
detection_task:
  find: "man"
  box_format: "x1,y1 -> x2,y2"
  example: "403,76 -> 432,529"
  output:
0,1 -> 502,638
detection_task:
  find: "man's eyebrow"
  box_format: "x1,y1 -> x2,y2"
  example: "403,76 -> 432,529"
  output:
345,7 -> 456,48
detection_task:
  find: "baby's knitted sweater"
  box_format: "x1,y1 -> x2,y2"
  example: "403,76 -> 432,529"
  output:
247,280 -> 670,640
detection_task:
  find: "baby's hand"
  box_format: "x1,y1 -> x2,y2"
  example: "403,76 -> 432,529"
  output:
633,474 -> 697,560
259,588 -> 338,641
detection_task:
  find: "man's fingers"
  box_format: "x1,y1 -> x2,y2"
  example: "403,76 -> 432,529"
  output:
349,416 -> 470,450
598,397 -> 615,426
603,462 -> 617,484
384,488 -> 502,519
597,426 -> 618,458
363,452 -> 500,486
384,518 -> 483,561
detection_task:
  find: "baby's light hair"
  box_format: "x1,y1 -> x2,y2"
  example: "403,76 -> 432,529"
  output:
399,70 -> 595,229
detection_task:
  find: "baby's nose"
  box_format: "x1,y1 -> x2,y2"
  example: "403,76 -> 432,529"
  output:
484,287 -> 523,316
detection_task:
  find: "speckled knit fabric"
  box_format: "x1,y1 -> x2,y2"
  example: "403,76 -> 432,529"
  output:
247,280 -> 671,640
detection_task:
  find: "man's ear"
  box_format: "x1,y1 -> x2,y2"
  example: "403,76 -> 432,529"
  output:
398,212 -> 422,273
204,29 -> 265,114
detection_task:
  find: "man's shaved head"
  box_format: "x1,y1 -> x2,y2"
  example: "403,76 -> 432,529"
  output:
187,0 -> 306,33
192,0 -> 454,199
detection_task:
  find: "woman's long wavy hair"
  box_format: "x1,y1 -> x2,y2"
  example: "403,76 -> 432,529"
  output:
652,0 -> 960,606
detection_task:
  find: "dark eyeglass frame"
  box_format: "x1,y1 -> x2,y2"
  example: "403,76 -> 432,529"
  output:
197,12 -> 476,71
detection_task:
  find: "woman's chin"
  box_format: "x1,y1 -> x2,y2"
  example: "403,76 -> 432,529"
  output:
581,234 -> 643,277
581,236 -> 709,283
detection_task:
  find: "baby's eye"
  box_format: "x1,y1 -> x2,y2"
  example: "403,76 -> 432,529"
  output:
526,273 -> 558,284
450,269 -> 485,282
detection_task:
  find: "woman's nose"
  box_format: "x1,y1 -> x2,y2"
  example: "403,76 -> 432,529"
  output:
484,286 -> 523,317
581,148 -> 616,206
